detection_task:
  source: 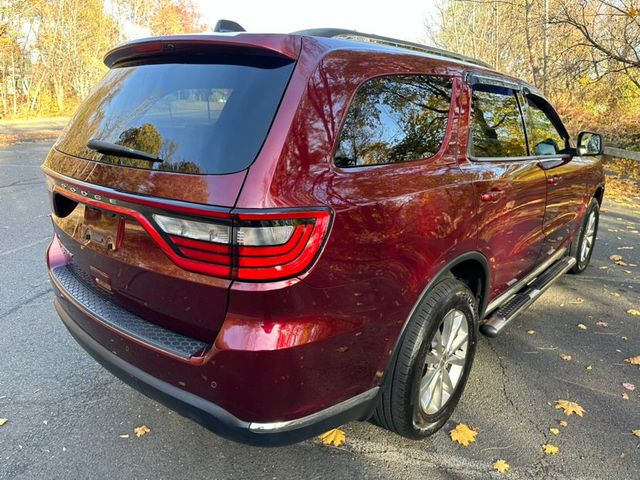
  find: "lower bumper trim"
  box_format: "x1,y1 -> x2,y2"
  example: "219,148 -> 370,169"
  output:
54,297 -> 378,446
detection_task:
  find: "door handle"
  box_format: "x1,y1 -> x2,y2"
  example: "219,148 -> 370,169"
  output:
547,175 -> 560,185
481,189 -> 504,202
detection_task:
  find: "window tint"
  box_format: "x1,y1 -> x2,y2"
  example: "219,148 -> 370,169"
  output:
526,96 -> 566,156
334,75 -> 452,168
55,57 -> 295,174
470,85 -> 527,158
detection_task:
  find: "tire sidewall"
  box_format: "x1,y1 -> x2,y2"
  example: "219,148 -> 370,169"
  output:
406,281 -> 478,436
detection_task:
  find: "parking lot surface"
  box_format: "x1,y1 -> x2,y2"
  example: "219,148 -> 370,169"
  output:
1,141 -> 639,479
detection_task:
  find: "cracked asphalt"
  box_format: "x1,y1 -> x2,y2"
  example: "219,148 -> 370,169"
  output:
1,141 -> 639,479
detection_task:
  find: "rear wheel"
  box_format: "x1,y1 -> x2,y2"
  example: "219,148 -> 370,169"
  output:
570,199 -> 599,274
373,278 -> 477,439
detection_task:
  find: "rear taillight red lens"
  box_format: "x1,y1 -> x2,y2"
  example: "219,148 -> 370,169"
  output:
151,209 -> 332,282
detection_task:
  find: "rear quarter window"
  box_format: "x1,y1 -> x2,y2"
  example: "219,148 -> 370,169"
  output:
334,75 -> 453,168
55,56 -> 295,175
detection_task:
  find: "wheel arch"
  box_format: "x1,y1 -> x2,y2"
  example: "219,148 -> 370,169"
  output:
373,251 -> 490,400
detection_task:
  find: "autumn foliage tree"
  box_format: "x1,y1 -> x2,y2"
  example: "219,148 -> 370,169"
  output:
0,0 -> 207,118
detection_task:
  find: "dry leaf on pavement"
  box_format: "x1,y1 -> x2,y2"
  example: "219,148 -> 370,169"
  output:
596,321 -> 608,327
543,444 -> 559,455
0,418 -> 7,426
559,420 -> 568,427
625,355 -> 640,366
622,383 -> 636,391
577,323 -> 587,330
319,428 -> 346,447
550,427 -> 560,435
555,400 -> 585,416
622,392 -> 630,400
632,430 -> 640,438
493,459 -> 510,473
134,425 -> 150,437
560,354 -> 572,361
450,423 -> 478,446
628,309 -> 640,316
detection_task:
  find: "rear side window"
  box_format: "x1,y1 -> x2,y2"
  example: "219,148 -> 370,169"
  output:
470,85 -> 527,158
55,57 -> 295,175
526,96 -> 567,156
334,75 -> 452,168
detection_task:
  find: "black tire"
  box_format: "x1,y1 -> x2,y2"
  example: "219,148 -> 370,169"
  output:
569,198 -> 599,274
372,278 -> 478,439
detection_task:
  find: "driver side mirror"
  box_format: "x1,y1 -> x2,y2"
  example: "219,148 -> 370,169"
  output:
576,131 -> 603,156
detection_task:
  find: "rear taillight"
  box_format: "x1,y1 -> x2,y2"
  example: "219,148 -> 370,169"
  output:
151,209 -> 332,282
49,177 -> 332,283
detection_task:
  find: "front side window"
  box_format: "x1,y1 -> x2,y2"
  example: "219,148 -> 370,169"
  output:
526,96 -> 567,156
470,85 -> 527,158
334,75 -> 452,168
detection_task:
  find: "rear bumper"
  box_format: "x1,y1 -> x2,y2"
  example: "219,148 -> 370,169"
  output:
54,297 -> 378,446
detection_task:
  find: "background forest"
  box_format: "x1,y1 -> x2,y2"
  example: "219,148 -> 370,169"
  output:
1,0 -> 638,149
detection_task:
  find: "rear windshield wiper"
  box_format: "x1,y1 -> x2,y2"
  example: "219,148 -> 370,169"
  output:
87,139 -> 163,163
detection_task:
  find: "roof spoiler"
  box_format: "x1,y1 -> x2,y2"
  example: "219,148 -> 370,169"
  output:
103,34 -> 301,67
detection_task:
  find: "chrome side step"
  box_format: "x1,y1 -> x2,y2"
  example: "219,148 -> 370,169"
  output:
480,256 -> 576,337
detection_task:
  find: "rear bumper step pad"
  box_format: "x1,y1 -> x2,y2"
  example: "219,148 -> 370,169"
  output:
50,264 -> 208,358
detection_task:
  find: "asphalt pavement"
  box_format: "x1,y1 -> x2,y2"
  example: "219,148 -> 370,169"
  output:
1,141 -> 639,479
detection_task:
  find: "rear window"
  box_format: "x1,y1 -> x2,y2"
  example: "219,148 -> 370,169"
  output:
55,56 -> 295,175
334,75 -> 452,168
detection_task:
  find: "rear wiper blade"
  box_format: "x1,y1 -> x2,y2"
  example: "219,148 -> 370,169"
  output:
87,139 -> 163,163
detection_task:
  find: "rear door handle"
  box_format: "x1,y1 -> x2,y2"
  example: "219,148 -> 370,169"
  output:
481,189 -> 504,202
547,175 -> 560,185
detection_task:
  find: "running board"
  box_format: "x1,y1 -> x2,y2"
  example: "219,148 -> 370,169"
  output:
480,256 -> 577,337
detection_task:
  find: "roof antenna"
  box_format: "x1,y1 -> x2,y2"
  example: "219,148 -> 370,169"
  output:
213,20 -> 246,33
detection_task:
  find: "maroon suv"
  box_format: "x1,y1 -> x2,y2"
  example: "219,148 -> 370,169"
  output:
43,27 -> 605,446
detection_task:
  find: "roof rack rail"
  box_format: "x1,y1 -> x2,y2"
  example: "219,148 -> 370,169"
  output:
291,28 -> 493,69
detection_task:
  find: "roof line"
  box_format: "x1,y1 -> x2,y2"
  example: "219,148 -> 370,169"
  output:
292,28 -> 493,69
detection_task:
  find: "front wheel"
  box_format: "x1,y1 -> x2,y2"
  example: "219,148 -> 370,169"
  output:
372,278 -> 478,439
570,199 -> 599,274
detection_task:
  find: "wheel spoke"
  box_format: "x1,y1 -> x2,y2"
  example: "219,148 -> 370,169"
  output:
420,367 -> 440,401
430,370 -> 444,411
446,353 -> 466,366
442,369 -> 455,393
448,331 -> 468,354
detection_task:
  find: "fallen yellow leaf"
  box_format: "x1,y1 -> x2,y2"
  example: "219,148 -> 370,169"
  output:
450,423 -> 478,446
577,323 -> 587,330
555,400 -> 585,417
586,365 -> 593,371
493,459 -> 510,474
134,425 -> 150,437
625,355 -> 640,366
632,430 -> 640,438
319,428 -> 346,447
0,418 -> 7,426
628,309 -> 640,316
550,427 -> 560,435
543,444 -> 559,455
560,354 -> 572,361
559,420 -> 568,427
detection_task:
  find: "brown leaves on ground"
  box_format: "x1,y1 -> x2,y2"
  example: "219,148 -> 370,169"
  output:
625,355 -> 640,366
610,254 -> 628,266
319,428 -> 346,447
0,418 -> 7,426
493,459 -> 510,473
559,420 -> 568,427
543,444 -> 560,455
450,423 -> 478,446
134,425 -> 150,437
555,400 -> 585,417
632,430 -> 640,438
560,353 -> 572,361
